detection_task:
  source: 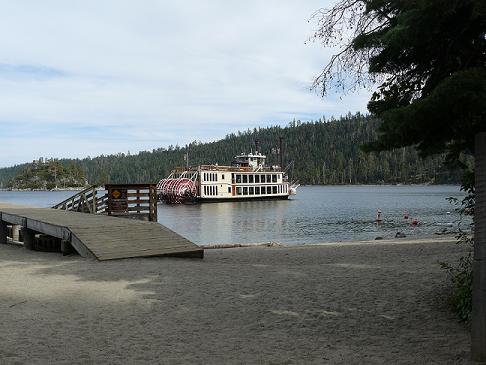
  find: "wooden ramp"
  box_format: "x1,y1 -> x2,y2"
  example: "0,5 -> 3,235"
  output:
0,206 -> 203,260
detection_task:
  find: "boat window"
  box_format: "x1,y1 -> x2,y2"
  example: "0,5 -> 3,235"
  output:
236,174 -> 241,183
249,175 -> 254,183
261,174 -> 266,182
266,175 -> 271,183
243,175 -> 248,183
204,186 -> 206,195
267,186 -> 272,194
273,186 -> 277,194
231,173 -> 235,183
243,187 -> 248,195
255,186 -> 260,195
216,186 -> 218,195
249,187 -> 254,195
255,175 -> 260,183
272,174 -> 277,183
221,174 -> 224,180
214,173 -> 217,182
236,187 -> 242,195
228,187 -> 231,193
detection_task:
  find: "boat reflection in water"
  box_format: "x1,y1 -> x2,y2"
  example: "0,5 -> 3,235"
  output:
158,198 -> 291,246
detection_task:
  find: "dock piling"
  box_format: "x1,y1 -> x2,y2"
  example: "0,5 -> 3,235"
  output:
12,225 -> 21,241
0,216 -> 7,244
61,240 -> 73,256
22,227 -> 36,250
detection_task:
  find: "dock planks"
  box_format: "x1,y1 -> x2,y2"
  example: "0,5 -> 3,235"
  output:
0,205 -> 203,260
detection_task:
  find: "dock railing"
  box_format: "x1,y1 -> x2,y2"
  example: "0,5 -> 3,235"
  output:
52,185 -> 106,214
52,184 -> 157,221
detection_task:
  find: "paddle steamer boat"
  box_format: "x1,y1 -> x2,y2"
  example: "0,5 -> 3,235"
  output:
157,150 -> 298,204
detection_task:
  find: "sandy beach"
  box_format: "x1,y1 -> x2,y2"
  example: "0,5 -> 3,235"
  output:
0,238 -> 473,364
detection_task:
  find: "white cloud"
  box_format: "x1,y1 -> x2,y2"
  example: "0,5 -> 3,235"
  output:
0,0 -> 371,167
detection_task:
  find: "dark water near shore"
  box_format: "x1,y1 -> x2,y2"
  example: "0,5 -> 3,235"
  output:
0,185 -> 468,245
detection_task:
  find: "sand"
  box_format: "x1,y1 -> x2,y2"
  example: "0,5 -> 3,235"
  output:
0,238 -> 474,364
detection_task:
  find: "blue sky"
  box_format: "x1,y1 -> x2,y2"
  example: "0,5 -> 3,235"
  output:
0,1 -> 370,167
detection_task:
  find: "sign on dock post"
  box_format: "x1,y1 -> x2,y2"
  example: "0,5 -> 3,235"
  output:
110,188 -> 128,212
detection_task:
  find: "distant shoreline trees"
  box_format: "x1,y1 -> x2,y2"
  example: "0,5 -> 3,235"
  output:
0,113 -> 463,189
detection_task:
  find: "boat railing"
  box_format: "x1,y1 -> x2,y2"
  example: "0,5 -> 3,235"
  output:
197,165 -> 283,173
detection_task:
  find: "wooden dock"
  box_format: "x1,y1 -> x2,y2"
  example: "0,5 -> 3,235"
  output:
0,205 -> 203,260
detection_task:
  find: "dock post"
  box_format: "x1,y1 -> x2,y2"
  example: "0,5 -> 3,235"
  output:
22,227 -> 36,250
61,240 -> 73,256
0,214 -> 7,244
12,225 -> 21,241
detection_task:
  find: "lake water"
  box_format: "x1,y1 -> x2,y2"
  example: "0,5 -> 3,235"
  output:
0,185 -> 468,245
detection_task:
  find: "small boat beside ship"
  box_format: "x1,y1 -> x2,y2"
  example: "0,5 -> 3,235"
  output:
156,147 -> 299,204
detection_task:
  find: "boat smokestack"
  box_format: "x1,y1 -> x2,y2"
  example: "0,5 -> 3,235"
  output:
279,136 -> 284,168
255,139 -> 260,154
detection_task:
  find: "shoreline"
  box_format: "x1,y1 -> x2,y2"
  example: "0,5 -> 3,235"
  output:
0,187 -> 86,192
201,235 -> 459,249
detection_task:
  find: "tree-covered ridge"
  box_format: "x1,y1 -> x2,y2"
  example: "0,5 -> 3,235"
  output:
6,159 -> 86,190
0,113 -> 461,188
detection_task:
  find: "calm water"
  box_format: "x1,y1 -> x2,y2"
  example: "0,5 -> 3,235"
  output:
0,185 -> 468,245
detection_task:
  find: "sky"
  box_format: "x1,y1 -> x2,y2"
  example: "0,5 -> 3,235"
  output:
0,1 -> 370,167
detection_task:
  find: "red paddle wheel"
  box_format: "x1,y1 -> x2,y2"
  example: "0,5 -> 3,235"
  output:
156,173 -> 198,204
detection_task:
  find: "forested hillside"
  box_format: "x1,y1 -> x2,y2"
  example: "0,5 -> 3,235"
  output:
8,160 -> 86,190
0,113 -> 462,188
